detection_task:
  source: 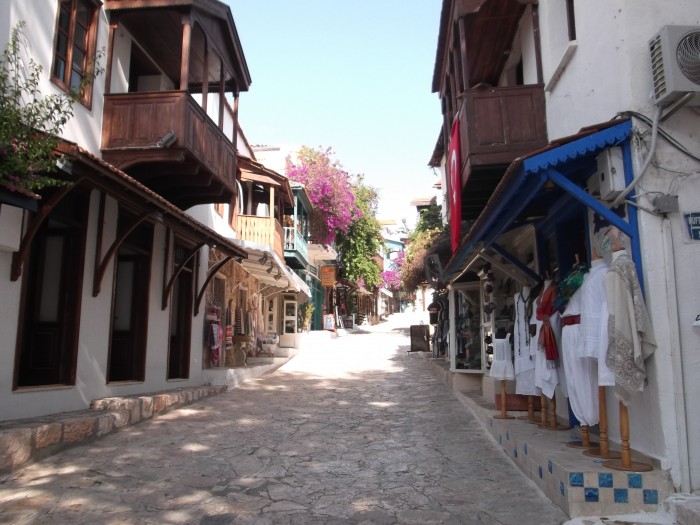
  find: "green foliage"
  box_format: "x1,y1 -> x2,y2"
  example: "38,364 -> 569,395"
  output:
298,301 -> 315,331
415,203 -> 443,233
335,176 -> 384,290
0,22 -> 102,193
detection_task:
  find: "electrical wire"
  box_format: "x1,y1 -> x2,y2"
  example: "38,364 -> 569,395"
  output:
611,106 -> 662,207
616,110 -> 700,163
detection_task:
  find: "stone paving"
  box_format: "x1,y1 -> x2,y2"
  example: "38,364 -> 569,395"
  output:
0,312 -> 567,524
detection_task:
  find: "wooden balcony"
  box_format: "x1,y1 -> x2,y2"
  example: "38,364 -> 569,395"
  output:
236,215 -> 284,260
457,84 -> 548,219
101,91 -> 237,209
284,227 -> 309,269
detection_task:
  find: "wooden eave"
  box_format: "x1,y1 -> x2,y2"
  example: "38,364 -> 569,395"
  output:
105,0 -> 251,92
238,155 -> 293,206
432,0 -> 528,93
53,140 -> 248,258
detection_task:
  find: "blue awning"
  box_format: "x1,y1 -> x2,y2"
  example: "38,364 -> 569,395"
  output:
442,118 -> 641,284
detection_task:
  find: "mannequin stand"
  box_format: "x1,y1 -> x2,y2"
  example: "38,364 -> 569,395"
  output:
536,394 -> 548,427
546,394 -> 570,430
584,387 -> 621,459
493,380 -> 515,419
603,402 -> 652,471
517,395 -> 540,421
566,425 -> 598,448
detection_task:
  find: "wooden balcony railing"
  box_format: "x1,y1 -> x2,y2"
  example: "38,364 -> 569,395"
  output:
284,227 -> 309,265
236,215 -> 284,260
459,84 -> 547,168
101,91 -> 237,207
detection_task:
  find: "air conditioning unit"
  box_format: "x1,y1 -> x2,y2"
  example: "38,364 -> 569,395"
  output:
649,25 -> 700,107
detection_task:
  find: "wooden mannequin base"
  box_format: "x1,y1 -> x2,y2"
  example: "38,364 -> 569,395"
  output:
583,447 -> 622,459
602,458 -> 653,472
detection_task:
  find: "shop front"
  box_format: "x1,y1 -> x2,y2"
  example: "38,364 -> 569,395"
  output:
437,118 -> 677,516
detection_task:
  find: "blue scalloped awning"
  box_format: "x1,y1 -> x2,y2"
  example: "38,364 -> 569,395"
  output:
443,118 -> 635,283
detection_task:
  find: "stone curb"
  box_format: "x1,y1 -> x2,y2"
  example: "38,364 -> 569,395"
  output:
0,385 -> 226,475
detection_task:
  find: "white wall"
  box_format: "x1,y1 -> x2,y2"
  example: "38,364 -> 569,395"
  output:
538,0 -> 700,490
2,0 -> 108,155
0,190 -> 210,420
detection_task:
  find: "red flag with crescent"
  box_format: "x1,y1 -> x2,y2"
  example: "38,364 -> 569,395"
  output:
449,118 -> 461,252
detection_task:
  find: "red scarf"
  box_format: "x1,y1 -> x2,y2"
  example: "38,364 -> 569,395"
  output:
536,283 -> 559,365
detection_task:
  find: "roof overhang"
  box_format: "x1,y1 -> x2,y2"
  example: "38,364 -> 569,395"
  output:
230,238 -> 310,299
54,141 -> 248,260
442,118 -> 642,284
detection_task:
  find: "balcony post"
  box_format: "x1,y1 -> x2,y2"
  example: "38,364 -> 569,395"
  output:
458,17 -> 470,90
180,15 -> 192,90
269,186 -> 275,244
201,41 -> 209,113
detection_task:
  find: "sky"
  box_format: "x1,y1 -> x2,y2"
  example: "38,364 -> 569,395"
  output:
226,1 -> 444,229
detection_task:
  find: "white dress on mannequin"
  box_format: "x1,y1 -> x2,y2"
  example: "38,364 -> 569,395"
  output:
490,333 -> 515,380
514,288 -> 537,395
561,285 -> 599,425
580,258 -> 615,386
534,280 -> 565,399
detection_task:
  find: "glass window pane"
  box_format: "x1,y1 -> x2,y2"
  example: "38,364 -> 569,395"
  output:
70,70 -> 83,90
53,58 -> 66,81
72,47 -> 84,70
56,34 -> 68,56
58,5 -> 71,31
74,25 -> 86,48
76,2 -> 90,25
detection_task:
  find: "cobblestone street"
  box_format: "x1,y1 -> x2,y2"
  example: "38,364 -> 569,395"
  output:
0,313 -> 567,524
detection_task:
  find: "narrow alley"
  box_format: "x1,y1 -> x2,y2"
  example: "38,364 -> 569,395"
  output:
0,312 -> 567,525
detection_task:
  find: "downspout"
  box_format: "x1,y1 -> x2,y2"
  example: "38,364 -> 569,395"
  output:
661,216 -> 691,492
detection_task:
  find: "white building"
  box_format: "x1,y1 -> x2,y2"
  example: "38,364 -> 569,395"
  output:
431,0 -> 700,515
0,0 -> 254,420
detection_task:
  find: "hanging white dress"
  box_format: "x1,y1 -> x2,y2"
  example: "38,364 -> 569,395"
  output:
514,289 -> 537,395
560,286 -> 599,426
534,282 -> 566,399
580,259 -> 615,387
490,334 -> 515,380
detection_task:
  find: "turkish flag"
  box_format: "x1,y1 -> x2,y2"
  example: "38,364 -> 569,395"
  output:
448,118 -> 461,253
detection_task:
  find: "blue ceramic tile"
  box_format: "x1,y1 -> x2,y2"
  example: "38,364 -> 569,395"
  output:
548,460 -> 553,474
614,488 -> 629,503
524,443 -> 528,455
628,473 -> 643,489
560,482 -> 565,496
584,488 -> 599,502
643,490 -> 659,505
569,472 -> 584,487
598,473 -> 613,488
538,466 -> 543,479
513,447 -> 518,458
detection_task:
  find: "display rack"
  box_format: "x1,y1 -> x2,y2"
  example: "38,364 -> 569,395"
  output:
450,282 -> 484,372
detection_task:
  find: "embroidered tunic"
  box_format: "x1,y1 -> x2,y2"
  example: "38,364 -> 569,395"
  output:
605,252 -> 656,405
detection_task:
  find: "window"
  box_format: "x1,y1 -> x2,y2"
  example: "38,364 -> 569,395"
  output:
566,0 -> 576,41
14,190 -> 89,388
107,215 -> 153,383
52,0 -> 99,105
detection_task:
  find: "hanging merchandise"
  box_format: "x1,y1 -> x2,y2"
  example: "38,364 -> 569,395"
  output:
514,286 -> 537,396
207,305 -> 222,367
605,250 -> 656,405
490,333 -> 515,381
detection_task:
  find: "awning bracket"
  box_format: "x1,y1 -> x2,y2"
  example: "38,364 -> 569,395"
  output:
162,242 -> 205,310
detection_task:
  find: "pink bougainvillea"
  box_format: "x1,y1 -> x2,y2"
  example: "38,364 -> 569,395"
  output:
286,146 -> 361,245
